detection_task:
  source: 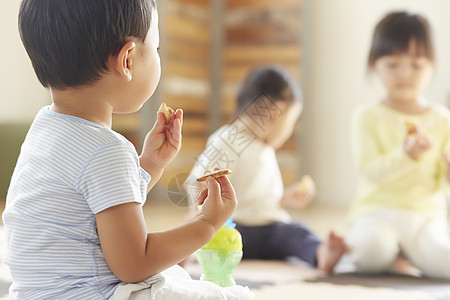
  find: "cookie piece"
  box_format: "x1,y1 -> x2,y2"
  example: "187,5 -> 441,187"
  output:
298,175 -> 315,192
404,120 -> 417,136
158,102 -> 175,121
197,169 -> 232,182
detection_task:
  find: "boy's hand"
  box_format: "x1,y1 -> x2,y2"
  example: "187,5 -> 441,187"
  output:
140,109 -> 183,171
196,173 -> 238,231
281,181 -> 316,209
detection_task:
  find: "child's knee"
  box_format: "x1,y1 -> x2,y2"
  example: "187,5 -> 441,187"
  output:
418,247 -> 450,279
411,221 -> 450,279
347,219 -> 399,273
351,239 -> 398,273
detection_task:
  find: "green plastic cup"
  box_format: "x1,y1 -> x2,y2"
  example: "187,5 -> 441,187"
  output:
195,225 -> 243,287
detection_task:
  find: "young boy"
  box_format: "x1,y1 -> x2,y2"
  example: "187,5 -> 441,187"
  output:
2,1 -> 250,299
186,66 -> 347,274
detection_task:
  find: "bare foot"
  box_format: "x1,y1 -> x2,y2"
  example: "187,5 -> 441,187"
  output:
393,257 -> 422,277
316,231 -> 348,274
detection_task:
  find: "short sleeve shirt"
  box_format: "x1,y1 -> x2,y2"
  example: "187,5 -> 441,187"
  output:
2,107 -> 150,299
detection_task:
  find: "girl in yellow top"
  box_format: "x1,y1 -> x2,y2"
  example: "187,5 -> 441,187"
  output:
348,11 -> 450,279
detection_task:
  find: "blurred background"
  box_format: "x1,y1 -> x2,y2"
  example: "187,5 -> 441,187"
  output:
1,0 -> 450,210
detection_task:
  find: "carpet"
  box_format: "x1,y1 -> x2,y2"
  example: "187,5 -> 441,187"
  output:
185,259 -> 450,300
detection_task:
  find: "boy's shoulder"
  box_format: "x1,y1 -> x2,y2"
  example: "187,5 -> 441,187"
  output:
34,106 -> 133,150
206,125 -> 233,147
206,124 -> 266,153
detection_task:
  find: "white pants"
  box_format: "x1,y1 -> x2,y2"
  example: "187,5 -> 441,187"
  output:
110,265 -> 254,300
346,210 -> 450,279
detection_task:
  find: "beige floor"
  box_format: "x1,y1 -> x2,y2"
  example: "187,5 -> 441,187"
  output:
142,200 -> 450,300
143,198 -> 349,238
1,199 -> 450,300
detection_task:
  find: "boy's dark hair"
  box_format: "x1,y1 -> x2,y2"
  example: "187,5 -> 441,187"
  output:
235,65 -> 302,117
368,11 -> 434,67
19,0 -> 156,90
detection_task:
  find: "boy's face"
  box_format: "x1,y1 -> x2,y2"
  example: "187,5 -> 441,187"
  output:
265,100 -> 302,150
114,9 -> 161,113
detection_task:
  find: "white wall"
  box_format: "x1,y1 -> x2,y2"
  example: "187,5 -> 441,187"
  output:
0,0 -> 50,123
301,0 -> 450,206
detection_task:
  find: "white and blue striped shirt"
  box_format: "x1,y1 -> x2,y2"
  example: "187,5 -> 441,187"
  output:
2,106 -> 150,299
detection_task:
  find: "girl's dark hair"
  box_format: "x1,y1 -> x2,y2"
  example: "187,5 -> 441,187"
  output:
368,11 -> 434,67
235,65 -> 302,117
19,0 -> 156,89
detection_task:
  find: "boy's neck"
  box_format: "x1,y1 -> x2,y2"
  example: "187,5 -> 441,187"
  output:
232,114 -> 270,145
50,81 -> 117,129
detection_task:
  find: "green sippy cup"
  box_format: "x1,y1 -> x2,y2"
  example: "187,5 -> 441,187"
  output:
195,220 -> 243,287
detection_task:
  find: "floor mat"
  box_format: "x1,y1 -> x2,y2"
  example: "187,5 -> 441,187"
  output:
186,259 -> 450,300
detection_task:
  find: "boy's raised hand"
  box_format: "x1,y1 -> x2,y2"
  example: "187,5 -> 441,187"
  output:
139,109 -> 183,190
281,181 -> 315,209
196,174 -> 238,231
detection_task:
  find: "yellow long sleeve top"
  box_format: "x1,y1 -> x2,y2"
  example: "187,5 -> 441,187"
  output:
349,102 -> 450,221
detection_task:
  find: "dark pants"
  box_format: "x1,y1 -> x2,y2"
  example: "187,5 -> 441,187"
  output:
235,221 -> 322,267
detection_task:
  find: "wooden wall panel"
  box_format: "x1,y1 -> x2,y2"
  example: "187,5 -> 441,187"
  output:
222,0 -> 302,184
165,15 -> 210,45
164,59 -> 210,79
223,63 -> 301,83
226,0 -> 301,10
170,0 -> 209,7
165,40 -> 209,62
224,45 -> 301,63
227,24 -> 299,45
163,94 -> 209,114
159,0 -> 211,188
148,0 -> 303,192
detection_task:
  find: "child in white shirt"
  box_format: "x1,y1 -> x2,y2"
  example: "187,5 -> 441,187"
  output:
187,66 -> 348,273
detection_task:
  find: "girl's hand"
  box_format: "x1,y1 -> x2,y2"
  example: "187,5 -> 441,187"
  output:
140,109 -> 183,171
281,181 -> 316,209
404,126 -> 431,160
444,152 -> 450,184
196,172 -> 238,231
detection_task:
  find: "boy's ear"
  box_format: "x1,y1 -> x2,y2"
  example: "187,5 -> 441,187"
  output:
271,100 -> 289,115
275,101 -> 289,110
114,41 -> 136,81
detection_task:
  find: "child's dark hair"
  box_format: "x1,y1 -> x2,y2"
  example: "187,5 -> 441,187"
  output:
368,11 -> 434,67
19,0 -> 156,90
235,65 -> 302,117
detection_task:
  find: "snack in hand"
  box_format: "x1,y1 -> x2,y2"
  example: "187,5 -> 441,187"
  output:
298,175 -> 315,193
404,120 -> 417,136
158,102 -> 175,121
197,169 -> 232,182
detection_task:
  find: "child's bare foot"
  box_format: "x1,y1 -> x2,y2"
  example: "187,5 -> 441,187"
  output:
316,231 -> 348,274
393,257 -> 422,277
